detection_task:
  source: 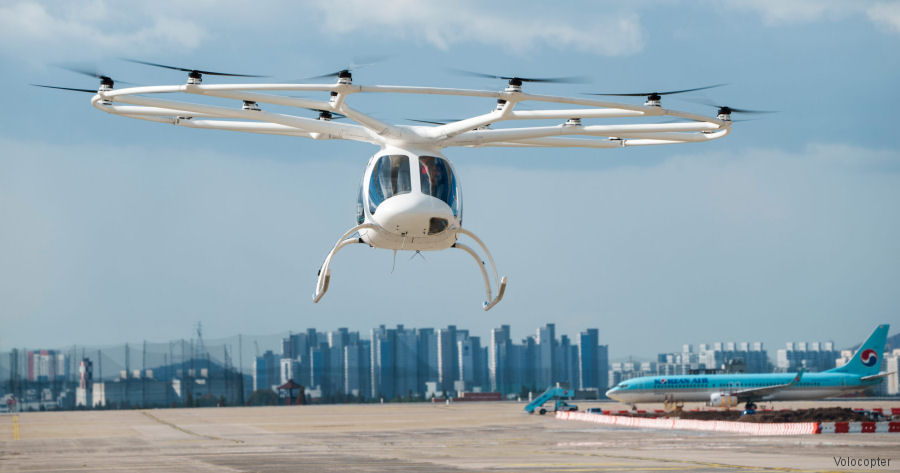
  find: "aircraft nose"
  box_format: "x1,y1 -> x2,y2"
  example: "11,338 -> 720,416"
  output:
373,193 -> 454,236
605,387 -> 620,401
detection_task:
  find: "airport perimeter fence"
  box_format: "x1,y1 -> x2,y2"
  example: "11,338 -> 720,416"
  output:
0,333 -> 288,412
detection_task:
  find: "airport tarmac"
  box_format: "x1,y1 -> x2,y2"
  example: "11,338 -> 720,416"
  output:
1,400 -> 898,472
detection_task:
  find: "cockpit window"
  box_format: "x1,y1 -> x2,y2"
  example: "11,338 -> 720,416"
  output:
368,155 -> 411,214
419,156 -> 460,216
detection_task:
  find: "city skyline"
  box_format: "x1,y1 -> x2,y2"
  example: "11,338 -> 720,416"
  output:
6,321 -> 897,412
6,321 -> 892,373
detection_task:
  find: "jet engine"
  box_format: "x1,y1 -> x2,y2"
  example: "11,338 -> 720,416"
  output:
709,392 -> 738,408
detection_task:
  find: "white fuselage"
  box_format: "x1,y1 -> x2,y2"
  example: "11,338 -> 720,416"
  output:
357,147 -> 462,251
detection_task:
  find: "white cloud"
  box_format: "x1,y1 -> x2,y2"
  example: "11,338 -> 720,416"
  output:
867,2 -> 900,34
717,0 -> 858,24
0,1 -> 208,59
0,0 -> 647,63
718,0 -> 900,36
308,0 -> 645,56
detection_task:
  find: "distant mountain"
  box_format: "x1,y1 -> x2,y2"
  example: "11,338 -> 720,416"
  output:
849,331 -> 899,352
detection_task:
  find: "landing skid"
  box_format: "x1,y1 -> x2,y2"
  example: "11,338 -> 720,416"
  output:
313,225 -> 507,310
453,228 -> 507,311
313,223 -> 377,303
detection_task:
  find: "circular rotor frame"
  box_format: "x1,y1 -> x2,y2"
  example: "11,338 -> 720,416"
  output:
90,78 -> 731,150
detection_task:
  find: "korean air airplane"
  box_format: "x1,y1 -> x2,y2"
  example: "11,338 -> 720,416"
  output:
605,325 -> 891,410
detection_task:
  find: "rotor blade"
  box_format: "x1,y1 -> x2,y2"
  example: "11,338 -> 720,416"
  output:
55,65 -> 134,85
122,58 -> 192,72
298,56 -> 388,81
31,84 -> 97,93
122,58 -> 267,77
57,65 -> 107,79
587,83 -> 727,97
448,68 -> 587,84
406,119 -> 449,126
684,97 -> 777,114
517,75 -> 588,84
448,68 -> 507,80
348,55 -> 389,70
301,70 -> 348,80
724,107 -> 776,114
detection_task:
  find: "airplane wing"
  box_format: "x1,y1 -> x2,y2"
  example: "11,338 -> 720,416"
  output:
860,371 -> 895,382
732,368 -> 804,401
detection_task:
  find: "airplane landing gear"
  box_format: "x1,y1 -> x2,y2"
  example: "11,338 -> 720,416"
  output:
744,401 -> 757,411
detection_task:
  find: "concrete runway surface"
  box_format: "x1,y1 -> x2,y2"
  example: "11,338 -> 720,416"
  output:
1,400 -> 898,472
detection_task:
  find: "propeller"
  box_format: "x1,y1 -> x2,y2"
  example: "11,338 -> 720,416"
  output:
298,56 -> 388,82
304,69 -> 354,81
714,105 -> 774,115
449,69 -> 588,86
586,83 -> 726,102
122,58 -> 266,80
56,65 -> 133,88
31,84 -> 97,93
687,98 -> 777,118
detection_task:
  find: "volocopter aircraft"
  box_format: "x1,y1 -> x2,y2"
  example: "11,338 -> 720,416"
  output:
35,61 -> 749,310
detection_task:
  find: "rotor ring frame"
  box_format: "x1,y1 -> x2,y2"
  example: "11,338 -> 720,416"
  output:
90,80 -> 731,150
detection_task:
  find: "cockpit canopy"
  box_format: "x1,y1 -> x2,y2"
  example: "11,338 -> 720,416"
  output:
418,156 -> 458,213
369,154 -> 412,211
359,154 -> 461,224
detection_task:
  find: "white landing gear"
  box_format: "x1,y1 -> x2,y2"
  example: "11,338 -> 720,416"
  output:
313,225 -> 506,311
312,223 -> 377,304
452,228 -> 507,311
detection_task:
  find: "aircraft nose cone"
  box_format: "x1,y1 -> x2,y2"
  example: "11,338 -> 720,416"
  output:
605,388 -> 620,401
373,193 -> 454,236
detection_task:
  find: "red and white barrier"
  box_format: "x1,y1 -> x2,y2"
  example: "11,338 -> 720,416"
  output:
819,422 -> 900,433
556,411 -> 819,436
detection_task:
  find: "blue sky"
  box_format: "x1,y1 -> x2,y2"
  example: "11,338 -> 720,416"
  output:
1,0 -> 898,358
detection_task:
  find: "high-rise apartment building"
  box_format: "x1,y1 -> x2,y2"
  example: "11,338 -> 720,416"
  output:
777,341 -> 838,372
343,340 -> 371,397
26,350 -> 69,382
416,328 -> 439,392
537,324 -> 556,387
458,336 -> 486,390
578,329 -> 609,392
437,325 -> 459,392
253,350 -> 279,391
489,325 -> 511,393
370,325 -> 420,399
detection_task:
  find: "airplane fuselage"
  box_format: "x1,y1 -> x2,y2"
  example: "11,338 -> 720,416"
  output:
606,372 -> 880,404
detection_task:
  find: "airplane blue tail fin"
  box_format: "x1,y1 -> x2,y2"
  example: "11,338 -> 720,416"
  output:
827,324 -> 889,376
